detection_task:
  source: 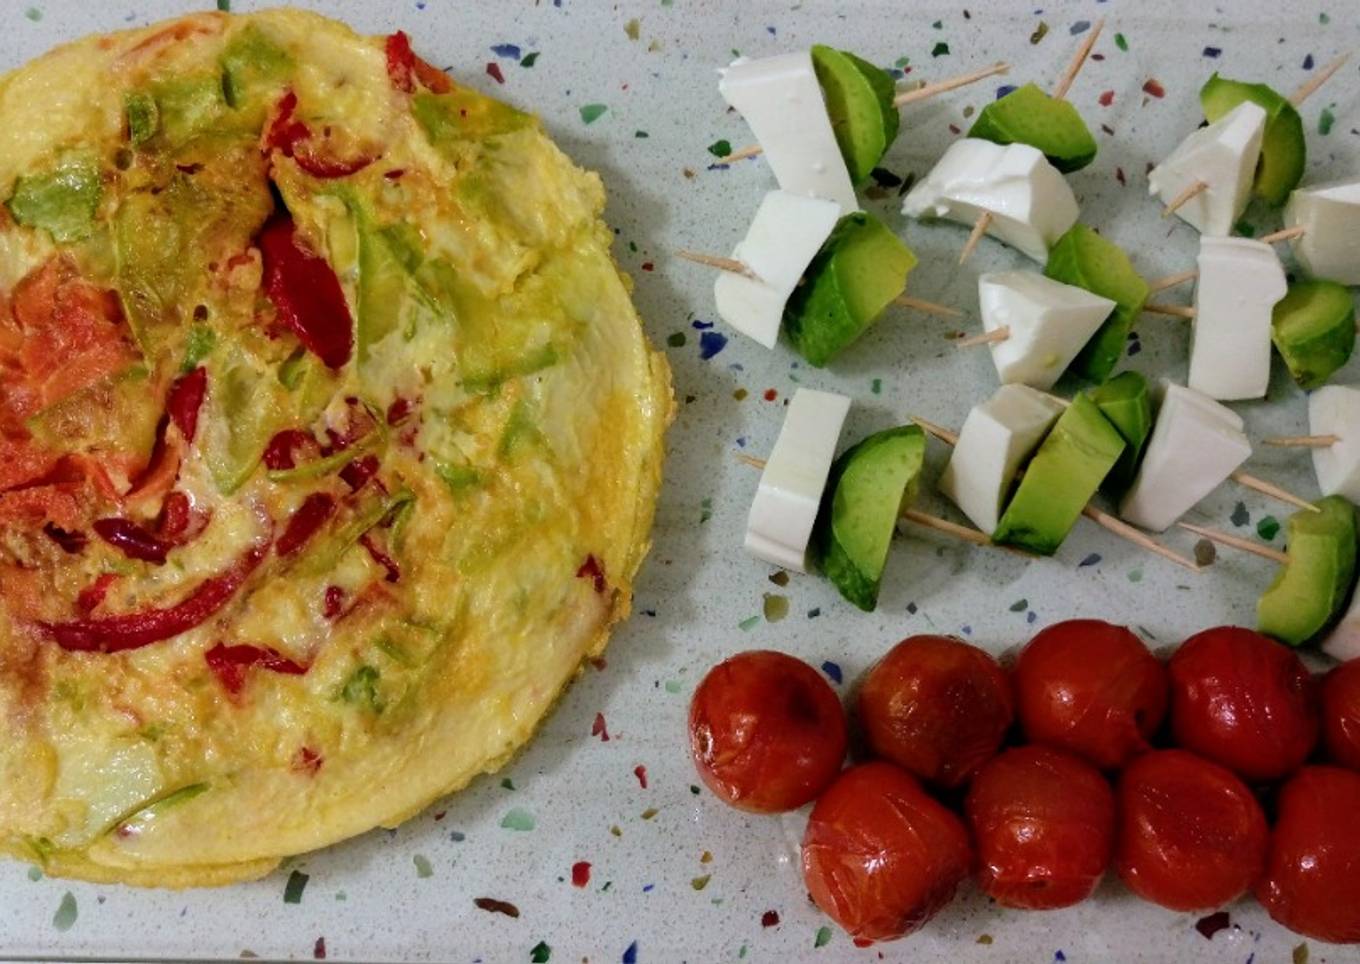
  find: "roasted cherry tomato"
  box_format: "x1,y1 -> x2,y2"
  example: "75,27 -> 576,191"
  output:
1322,660 -> 1360,772
965,745 -> 1115,910
857,635 -> 1013,789
1115,749 -> 1268,912
689,650 -> 847,813
1168,626 -> 1319,782
802,762 -> 973,943
1256,766 -> 1360,943
1013,619 -> 1167,769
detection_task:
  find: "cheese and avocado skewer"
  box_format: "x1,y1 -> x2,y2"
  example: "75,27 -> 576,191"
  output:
810,45 -> 899,185
1088,371 -> 1152,494
1258,496 -> 1358,646
1285,179 -> 1360,286
1264,386 -> 1360,507
1150,101 -> 1267,235
969,82 -> 1098,173
1188,237 -> 1288,401
1271,280 -> 1356,390
1200,74 -> 1307,208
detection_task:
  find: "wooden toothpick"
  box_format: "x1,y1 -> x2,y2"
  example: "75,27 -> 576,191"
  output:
1162,180 -> 1209,218
676,249 -> 758,278
1147,268 -> 1200,293
1144,228 -> 1307,293
1143,301 -> 1196,319
894,294 -> 963,318
1263,434 -> 1340,448
1230,470 -> 1320,512
1259,225 -> 1308,245
955,326 -> 1011,348
1177,521 -> 1291,565
958,212 -> 994,265
1290,52 -> 1353,107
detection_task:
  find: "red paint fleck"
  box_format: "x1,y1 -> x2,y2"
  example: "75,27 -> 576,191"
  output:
640,261 -> 654,272
1098,89 -> 1115,107
761,910 -> 780,928
576,554 -> 607,593
473,897 -> 520,917
571,861 -> 592,887
1195,911 -> 1232,939
1142,78 -> 1165,98
313,937 -> 327,960
323,585 -> 346,619
433,810 -> 446,821
1115,166 -> 1127,186
762,388 -> 777,402
633,765 -> 648,789
293,746 -> 324,775
591,711 -> 611,742
853,937 -> 874,948
589,656 -> 608,671
1091,52 -> 1105,62
486,62 -> 505,85
948,123 -> 961,135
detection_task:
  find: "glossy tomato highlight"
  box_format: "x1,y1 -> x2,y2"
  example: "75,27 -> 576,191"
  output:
1115,749 -> 1268,912
1256,766 -> 1360,943
689,650 -> 847,812
965,745 -> 1115,909
1322,659 -> 1360,772
802,762 -> 973,943
1168,627 -> 1319,782
1013,620 -> 1167,769
857,635 -> 1013,789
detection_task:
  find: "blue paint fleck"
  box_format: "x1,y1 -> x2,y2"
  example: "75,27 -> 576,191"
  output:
699,331 -> 729,360
1203,46 -> 1222,58
1027,610 -> 1037,624
642,883 -> 655,892
1127,339 -> 1142,357
996,84 -> 1017,99
449,830 -> 466,842
491,43 -> 523,60
691,319 -> 715,330
1303,53 -> 1315,70
1079,552 -> 1101,567
1070,20 -> 1090,35
906,602 -> 918,614
961,625 -> 972,636
706,162 -> 731,172
623,941 -> 639,964
807,608 -> 821,618
820,661 -> 843,684
766,25 -> 777,35
1055,953 -> 1067,963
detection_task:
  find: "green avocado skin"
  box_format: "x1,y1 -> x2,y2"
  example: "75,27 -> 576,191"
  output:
1044,225 -> 1150,384
1087,371 -> 1152,493
1271,280 -> 1357,390
993,394 -> 1126,555
813,425 -> 924,612
968,82 -> 1098,173
784,213 -> 917,367
1258,495 -> 1358,646
1200,73 -> 1305,206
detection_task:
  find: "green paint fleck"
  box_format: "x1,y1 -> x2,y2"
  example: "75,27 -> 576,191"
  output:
739,946 -> 749,959
1258,516 -> 1281,541
977,934 -> 995,945
738,615 -> 760,631
413,854 -> 434,878
501,778 -> 516,791
1127,568 -> 1144,583
931,42 -> 950,57
1319,106 -> 1336,135
690,784 -> 701,794
580,103 -> 608,125
894,56 -> 910,69
1009,598 -> 1028,612
1294,942 -> 1310,964
27,866 -> 41,881
763,593 -> 789,623
691,874 -> 711,890
216,0 -> 231,9
1114,32 -> 1129,52
628,241 -> 638,253
871,377 -> 882,394
1320,12 -> 1330,23
600,880 -> 613,892
814,926 -> 832,948
52,892 -> 76,932
501,807 -> 536,831
283,869 -> 309,904
667,332 -> 686,348
700,496 -> 713,524
634,130 -> 650,138
664,679 -> 682,694
335,891 -> 347,901
624,17 -> 641,40
531,941 -> 553,963
25,7 -> 43,21
931,19 -> 943,29
521,51 -> 540,68
1030,21 -> 1049,44
708,139 -> 733,158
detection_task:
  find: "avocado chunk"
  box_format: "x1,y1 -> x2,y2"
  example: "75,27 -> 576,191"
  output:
969,82 -> 1098,173
1271,279 -> 1356,390
125,92 -> 160,146
6,151 -> 101,243
810,45 -> 899,184
1258,495 -> 1358,646
993,393 -> 1126,555
1044,224 -> 1150,384
150,73 -> 229,147
784,212 -> 917,367
813,425 -> 925,611
220,23 -> 293,110
1200,73 -> 1305,206
1087,370 -> 1152,493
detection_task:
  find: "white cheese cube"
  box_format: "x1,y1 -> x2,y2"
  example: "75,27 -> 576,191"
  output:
1188,236 -> 1287,401
1118,382 -> 1252,532
938,384 -> 1066,535
1309,385 -> 1360,502
1285,179 -> 1360,285
1149,101 -> 1267,237
901,139 -> 1079,263
719,53 -> 859,214
714,191 -> 842,348
744,388 -> 852,571
978,271 -> 1116,390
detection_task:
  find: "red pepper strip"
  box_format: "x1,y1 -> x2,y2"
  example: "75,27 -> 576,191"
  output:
359,532 -> 400,582
413,56 -> 454,94
76,573 -> 120,616
386,396 -> 414,426
258,213 -> 354,370
292,745 -> 324,774
92,517 -> 172,565
263,429 -> 318,471
385,31 -> 416,93
339,455 -> 380,493
44,539 -> 270,653
166,367 -> 207,443
43,523 -> 87,554
264,92 -> 376,179
277,492 -> 337,556
576,554 -> 607,593
156,491 -> 191,540
204,641 -> 308,696
322,585 -> 346,619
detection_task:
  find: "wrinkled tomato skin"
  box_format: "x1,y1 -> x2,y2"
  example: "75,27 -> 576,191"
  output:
1013,620 -> 1167,769
1115,749 -> 1268,912
1256,766 -> 1360,943
1322,660 -> 1360,772
802,762 -> 973,943
1169,627 -> 1319,783
689,650 -> 847,813
965,745 -> 1115,910
858,635 -> 1013,789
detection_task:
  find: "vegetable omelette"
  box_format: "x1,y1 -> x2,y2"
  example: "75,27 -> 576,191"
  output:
0,9 -> 672,887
